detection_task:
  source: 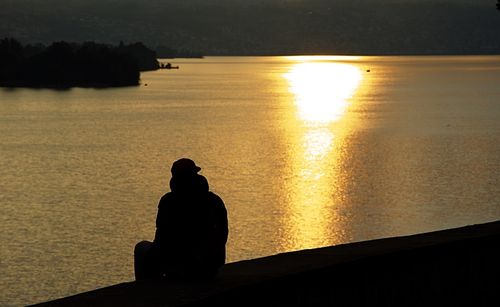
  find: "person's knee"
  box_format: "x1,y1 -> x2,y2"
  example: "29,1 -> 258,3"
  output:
135,240 -> 152,250
134,241 -> 156,281
134,240 -> 152,256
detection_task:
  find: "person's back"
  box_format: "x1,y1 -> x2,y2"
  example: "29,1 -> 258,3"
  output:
154,179 -> 227,277
134,159 -> 228,280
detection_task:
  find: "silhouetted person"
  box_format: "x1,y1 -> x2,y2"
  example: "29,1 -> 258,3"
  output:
134,158 -> 228,281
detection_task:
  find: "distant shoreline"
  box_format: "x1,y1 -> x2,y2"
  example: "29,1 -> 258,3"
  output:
201,51 -> 500,57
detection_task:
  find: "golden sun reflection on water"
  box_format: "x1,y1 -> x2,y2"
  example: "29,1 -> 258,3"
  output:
282,59 -> 363,250
285,62 -> 362,123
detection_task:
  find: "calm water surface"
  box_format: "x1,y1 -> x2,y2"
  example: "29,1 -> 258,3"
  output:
1,56 -> 500,305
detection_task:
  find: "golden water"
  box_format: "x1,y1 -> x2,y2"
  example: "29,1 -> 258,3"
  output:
1,56 -> 500,306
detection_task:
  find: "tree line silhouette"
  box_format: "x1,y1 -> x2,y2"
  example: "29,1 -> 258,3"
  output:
0,38 -> 159,88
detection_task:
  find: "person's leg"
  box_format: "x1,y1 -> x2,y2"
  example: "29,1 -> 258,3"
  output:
134,241 -> 154,281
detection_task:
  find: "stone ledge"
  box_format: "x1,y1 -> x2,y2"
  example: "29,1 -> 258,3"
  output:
32,220 -> 500,306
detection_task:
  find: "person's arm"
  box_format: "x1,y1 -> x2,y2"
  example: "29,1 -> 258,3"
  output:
211,193 -> 228,245
153,195 -> 168,246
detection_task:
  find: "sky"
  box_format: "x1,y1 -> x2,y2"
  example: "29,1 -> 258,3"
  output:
1,0 -> 499,55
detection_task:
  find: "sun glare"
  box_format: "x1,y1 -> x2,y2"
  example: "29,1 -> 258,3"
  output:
286,55 -> 361,62
284,62 -> 362,123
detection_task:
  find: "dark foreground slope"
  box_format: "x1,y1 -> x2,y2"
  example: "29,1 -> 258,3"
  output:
32,220 -> 500,306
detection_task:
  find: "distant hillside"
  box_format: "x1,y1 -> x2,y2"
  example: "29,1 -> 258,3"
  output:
0,39 -> 159,88
1,0 -> 499,55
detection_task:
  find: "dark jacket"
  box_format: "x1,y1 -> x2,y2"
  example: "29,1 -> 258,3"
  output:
152,175 -> 228,276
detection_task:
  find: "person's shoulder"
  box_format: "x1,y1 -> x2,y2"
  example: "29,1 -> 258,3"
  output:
208,191 -> 221,199
159,192 -> 175,205
160,192 -> 172,199
208,191 -> 225,204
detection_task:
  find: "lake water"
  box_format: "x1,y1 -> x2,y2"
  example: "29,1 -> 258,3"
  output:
1,56 -> 500,306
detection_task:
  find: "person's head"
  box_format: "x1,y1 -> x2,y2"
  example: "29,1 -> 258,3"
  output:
195,174 -> 209,193
170,173 -> 209,194
169,158 -> 206,193
171,158 -> 201,178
